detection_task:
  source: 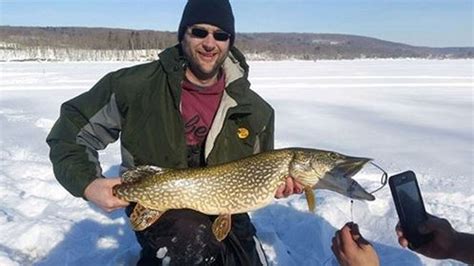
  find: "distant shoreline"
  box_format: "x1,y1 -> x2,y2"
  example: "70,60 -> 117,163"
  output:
1,26 -> 473,61
2,58 -> 473,63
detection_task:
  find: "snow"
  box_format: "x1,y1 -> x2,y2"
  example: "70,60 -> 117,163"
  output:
0,59 -> 472,265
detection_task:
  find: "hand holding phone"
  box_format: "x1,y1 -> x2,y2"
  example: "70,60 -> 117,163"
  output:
389,171 -> 433,249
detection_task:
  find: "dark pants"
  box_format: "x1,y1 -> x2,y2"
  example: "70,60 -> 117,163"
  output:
132,208 -> 267,266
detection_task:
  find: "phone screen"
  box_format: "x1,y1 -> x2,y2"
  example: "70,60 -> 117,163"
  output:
395,180 -> 426,233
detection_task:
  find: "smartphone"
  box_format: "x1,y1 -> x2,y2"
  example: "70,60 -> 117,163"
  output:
389,170 -> 432,249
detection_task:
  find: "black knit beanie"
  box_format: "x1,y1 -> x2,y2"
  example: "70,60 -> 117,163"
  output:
178,0 -> 235,45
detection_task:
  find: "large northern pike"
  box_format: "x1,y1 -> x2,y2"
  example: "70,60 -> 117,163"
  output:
113,148 -> 375,241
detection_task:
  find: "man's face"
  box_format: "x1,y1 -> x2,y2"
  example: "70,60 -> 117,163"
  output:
181,24 -> 231,82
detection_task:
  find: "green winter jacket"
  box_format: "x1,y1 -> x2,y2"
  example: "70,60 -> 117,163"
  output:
46,44 -> 274,198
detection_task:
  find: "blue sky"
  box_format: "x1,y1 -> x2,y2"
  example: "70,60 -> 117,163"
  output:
0,0 -> 472,47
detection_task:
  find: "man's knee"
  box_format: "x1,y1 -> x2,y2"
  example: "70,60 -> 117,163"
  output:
167,209 -> 214,235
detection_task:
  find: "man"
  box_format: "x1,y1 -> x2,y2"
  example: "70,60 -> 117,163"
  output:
47,0 -> 301,265
331,215 -> 474,265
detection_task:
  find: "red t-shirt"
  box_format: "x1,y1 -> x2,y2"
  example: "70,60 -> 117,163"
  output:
180,74 -> 225,145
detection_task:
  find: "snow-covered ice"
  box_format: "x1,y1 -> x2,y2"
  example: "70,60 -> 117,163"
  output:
0,59 -> 472,265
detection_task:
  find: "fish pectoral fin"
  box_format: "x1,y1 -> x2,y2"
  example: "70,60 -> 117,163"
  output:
304,186 -> 316,212
212,214 -> 232,242
122,165 -> 170,183
130,203 -> 164,231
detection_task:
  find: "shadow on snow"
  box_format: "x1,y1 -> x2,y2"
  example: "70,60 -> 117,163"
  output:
252,204 -> 422,266
36,165 -> 140,266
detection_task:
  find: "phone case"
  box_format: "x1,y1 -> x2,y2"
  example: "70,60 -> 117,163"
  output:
389,171 -> 432,249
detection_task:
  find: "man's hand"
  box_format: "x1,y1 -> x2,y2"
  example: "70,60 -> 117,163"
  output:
84,177 -> 129,212
396,215 -> 457,260
275,176 -> 304,198
331,222 -> 380,266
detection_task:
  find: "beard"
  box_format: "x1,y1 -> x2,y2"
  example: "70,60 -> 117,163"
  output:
182,41 -> 229,82
187,55 -> 224,81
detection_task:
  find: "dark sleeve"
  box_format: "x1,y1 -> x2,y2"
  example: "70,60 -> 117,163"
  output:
46,73 -> 124,198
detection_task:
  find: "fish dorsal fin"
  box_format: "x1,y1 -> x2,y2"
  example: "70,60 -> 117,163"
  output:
212,214 -> 232,241
122,165 -> 170,183
304,186 -> 316,212
130,203 -> 164,231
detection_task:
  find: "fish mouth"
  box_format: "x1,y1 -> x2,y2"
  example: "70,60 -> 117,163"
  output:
325,156 -> 375,201
347,179 -> 376,201
331,156 -> 372,179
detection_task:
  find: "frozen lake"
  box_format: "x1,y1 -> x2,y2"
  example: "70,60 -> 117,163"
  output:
0,59 -> 472,265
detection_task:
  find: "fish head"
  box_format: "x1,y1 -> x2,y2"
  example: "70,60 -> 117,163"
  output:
289,148 -> 375,201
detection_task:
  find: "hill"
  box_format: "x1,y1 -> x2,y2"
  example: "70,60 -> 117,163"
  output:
0,26 -> 472,61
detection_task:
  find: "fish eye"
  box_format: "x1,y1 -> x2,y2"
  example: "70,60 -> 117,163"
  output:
329,153 -> 339,160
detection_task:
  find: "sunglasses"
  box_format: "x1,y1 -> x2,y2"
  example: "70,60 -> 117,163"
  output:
189,27 -> 231,42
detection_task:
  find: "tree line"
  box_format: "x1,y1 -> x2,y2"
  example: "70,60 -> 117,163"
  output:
1,26 -> 472,60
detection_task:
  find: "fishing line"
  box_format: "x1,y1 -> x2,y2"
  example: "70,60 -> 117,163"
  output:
350,199 -> 354,222
350,162 -> 387,223
369,161 -> 388,194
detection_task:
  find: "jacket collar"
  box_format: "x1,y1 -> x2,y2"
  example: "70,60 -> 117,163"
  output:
158,44 -> 187,75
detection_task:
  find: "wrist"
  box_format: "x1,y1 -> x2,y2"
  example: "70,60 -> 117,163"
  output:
449,232 -> 474,263
446,230 -> 461,260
